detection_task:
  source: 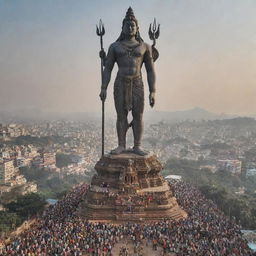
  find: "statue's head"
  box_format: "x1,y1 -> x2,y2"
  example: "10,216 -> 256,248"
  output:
116,7 -> 143,42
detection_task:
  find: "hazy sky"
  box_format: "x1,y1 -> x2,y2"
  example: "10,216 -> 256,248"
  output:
0,0 -> 255,115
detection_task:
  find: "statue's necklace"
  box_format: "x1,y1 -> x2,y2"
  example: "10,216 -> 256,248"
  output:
121,42 -> 140,58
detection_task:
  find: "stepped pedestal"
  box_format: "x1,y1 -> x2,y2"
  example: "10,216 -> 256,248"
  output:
80,152 -> 187,222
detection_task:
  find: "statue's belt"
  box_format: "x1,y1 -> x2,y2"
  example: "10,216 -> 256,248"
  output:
116,75 -> 142,111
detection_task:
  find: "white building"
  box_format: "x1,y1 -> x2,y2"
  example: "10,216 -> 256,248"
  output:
246,169 -> 256,177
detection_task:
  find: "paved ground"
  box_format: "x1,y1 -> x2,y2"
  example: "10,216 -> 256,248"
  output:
112,239 -> 174,256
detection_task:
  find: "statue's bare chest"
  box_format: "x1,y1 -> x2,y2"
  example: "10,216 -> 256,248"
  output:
114,42 -> 145,60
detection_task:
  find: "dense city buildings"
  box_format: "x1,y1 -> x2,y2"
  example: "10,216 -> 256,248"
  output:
0,117 -> 254,205
1,117 -> 256,179
0,124 -> 27,140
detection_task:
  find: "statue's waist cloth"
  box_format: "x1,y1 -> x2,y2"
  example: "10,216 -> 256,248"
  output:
114,74 -> 144,113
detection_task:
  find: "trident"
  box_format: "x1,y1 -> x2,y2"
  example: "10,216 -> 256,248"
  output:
148,18 -> 160,47
149,18 -> 160,62
96,19 -> 105,157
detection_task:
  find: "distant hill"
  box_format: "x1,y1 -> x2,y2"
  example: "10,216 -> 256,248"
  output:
1,108 -> 254,124
144,107 -> 235,123
209,117 -> 256,126
0,110 -> 101,123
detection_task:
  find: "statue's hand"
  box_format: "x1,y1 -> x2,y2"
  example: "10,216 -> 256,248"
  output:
99,50 -> 106,59
149,92 -> 155,107
99,88 -> 107,101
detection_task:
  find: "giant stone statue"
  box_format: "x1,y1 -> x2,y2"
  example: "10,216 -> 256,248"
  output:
80,7 -> 187,222
99,7 -> 158,156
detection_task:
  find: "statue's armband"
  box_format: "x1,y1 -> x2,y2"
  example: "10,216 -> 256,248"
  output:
152,46 -> 159,62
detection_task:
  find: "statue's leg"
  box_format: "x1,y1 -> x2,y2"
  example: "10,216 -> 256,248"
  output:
116,110 -> 128,148
132,111 -> 144,149
131,78 -> 147,156
111,79 -> 128,155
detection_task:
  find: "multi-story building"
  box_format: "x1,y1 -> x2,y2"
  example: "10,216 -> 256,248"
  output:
27,145 -> 39,158
217,160 -> 242,175
0,130 -> 8,139
0,151 -> 10,159
42,152 -> 56,168
0,160 -> 17,184
16,157 -> 31,168
32,152 -> 56,169
246,169 -> 256,177
32,156 -> 43,169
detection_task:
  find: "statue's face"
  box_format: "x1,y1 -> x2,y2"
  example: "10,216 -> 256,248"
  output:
122,20 -> 137,37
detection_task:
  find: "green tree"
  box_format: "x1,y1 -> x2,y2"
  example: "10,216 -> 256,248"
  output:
56,153 -> 73,168
0,211 -> 22,233
4,193 -> 46,218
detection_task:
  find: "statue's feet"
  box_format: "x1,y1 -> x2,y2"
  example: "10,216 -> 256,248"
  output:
132,146 -> 148,156
110,146 -> 125,155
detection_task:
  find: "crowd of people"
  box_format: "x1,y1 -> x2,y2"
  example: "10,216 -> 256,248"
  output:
0,181 -> 254,255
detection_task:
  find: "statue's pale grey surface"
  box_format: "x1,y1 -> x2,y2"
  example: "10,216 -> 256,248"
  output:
99,8 -> 156,156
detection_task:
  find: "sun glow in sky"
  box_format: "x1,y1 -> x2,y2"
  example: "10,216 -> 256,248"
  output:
0,0 -> 255,115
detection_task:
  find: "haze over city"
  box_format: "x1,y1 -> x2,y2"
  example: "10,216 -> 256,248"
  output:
0,0 -> 255,115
